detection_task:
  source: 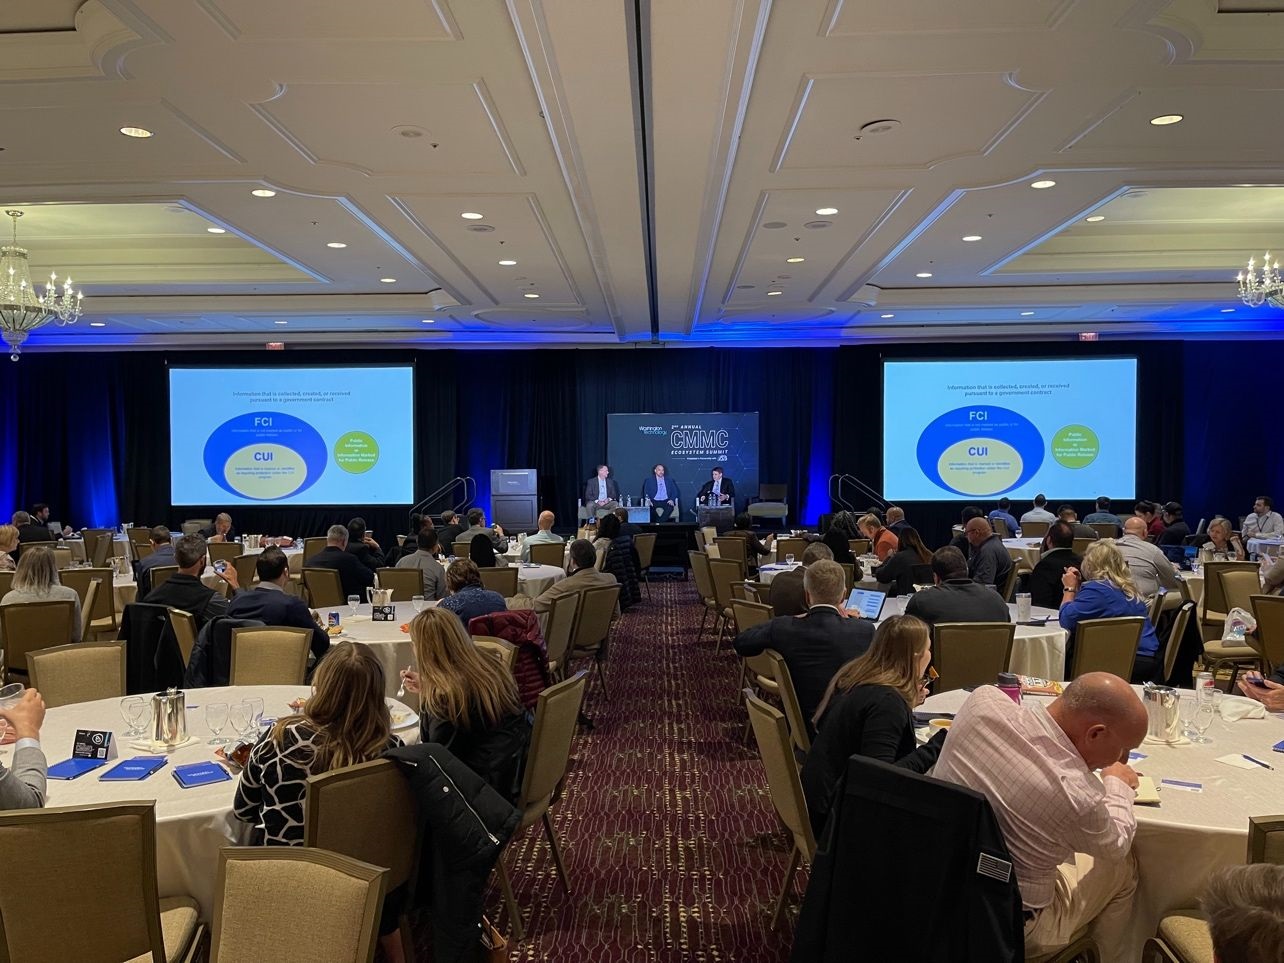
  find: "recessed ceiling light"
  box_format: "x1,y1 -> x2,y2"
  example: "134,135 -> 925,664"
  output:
206,227 -> 226,234
421,318 -> 435,323
89,321 -> 106,327
815,207 -> 838,216
251,189 -> 276,198
786,257 -> 805,263
460,212 -> 484,220
119,126 -> 153,138
523,293 -> 540,299
961,235 -> 983,242
1085,215 -> 1106,223
766,290 -> 783,296
274,320 -> 288,325
1030,180 -> 1056,190
326,242 -> 347,249
915,272 -> 933,278
1220,307 -> 1235,313
1149,114 -> 1183,126
380,278 -> 396,283
881,313 -> 895,319
1020,311 -> 1036,316
498,259 -> 517,266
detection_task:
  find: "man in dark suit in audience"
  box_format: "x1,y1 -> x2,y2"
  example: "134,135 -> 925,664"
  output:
227,547 -> 329,664
905,547 -> 1010,627
304,524 -> 375,598
770,541 -> 833,617
734,559 -> 874,736
199,513 -> 237,543
135,525 -> 177,596
965,517 -> 1013,588
143,533 -> 240,630
1026,521 -> 1081,609
344,517 -> 383,573
12,512 -> 55,548
437,511 -> 466,553
29,504 -> 71,538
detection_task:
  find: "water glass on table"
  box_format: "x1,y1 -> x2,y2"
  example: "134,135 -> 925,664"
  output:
206,702 -> 229,746
347,595 -> 360,619
412,595 -> 425,613
119,695 -> 149,737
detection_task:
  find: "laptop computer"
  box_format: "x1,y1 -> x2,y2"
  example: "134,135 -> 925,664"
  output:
845,587 -> 887,621
46,521 -> 63,535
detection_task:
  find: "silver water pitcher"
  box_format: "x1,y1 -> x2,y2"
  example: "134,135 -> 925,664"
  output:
1142,683 -> 1181,743
151,687 -> 188,748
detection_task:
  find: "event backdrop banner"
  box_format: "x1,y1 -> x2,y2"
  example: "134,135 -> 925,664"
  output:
606,412 -> 759,520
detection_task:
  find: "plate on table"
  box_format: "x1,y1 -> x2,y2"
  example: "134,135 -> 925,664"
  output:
386,700 -> 418,730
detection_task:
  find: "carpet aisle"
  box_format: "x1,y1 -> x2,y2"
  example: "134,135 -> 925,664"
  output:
493,578 -> 799,962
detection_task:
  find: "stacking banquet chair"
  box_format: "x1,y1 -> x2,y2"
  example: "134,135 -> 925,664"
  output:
1249,594 -> 1284,678
566,584 -> 620,700
473,635 -> 519,671
168,607 -> 199,671
374,567 -> 422,602
479,566 -> 519,598
0,802 -> 204,962
0,599 -> 77,685
933,622 -> 1015,693
302,536 -> 329,564
229,626 -> 312,684
528,541 -> 566,567
763,648 -> 813,757
633,532 -> 657,599
708,557 -> 743,648
209,848 -> 386,963
774,537 -> 807,564
206,542 -> 243,571
303,567 -> 345,608
58,566 -> 118,639
542,591 -> 580,682
1068,616 -> 1143,681
1021,520 -> 1049,538
1197,560 -> 1260,642
689,550 -> 720,642
26,640 -> 126,707
149,564 -> 180,594
231,553 -> 259,588
1201,569 -> 1268,687
495,672 -> 588,941
730,598 -> 774,694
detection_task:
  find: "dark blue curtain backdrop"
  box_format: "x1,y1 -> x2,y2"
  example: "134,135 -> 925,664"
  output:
0,340 -> 1268,544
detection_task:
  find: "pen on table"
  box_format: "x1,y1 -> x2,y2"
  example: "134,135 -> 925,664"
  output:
1242,754 -> 1274,771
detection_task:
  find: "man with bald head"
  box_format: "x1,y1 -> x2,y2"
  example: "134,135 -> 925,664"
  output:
1116,515 -> 1180,599
964,516 -> 1012,588
933,673 -> 1147,962
521,510 -> 564,562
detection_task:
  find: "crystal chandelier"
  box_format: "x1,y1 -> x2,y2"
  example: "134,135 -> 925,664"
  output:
1238,252 -> 1284,309
0,209 -> 83,361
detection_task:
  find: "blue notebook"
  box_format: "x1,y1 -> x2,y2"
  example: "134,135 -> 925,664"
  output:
48,757 -> 108,780
172,762 -> 232,789
99,756 -> 169,781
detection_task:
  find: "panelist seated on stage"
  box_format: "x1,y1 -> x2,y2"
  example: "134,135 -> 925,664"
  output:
641,463 -> 681,522
583,464 -> 621,512
696,466 -> 735,507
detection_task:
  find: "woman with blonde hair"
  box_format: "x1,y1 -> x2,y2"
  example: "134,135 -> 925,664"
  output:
400,607 -> 530,798
1,545 -> 81,641
1059,538 -> 1162,682
0,524 -> 17,571
1203,517 -> 1245,560
800,615 -> 946,834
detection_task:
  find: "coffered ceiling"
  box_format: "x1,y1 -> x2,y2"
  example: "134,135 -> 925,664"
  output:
4,0 -> 1284,351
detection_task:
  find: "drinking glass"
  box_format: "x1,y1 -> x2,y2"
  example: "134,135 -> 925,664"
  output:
785,554 -> 795,566
228,702 -> 254,743
119,696 -> 148,737
206,702 -> 229,746
1177,695 -> 1197,739
412,595 -> 425,613
1192,699 -> 1216,744
244,696 -> 265,729
347,595 -> 360,618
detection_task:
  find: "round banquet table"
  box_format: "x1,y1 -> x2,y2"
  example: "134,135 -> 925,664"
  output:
65,534 -> 131,563
511,562 -> 567,599
4,685 -> 420,919
329,601 -> 433,697
1003,538 -> 1044,568
918,686 -> 1284,962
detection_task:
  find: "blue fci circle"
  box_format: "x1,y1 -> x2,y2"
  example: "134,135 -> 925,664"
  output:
202,411 -> 328,500
915,405 -> 1044,497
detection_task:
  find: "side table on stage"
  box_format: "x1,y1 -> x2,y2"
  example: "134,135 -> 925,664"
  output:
697,505 -> 734,534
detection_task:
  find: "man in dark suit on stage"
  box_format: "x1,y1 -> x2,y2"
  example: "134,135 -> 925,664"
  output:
697,466 -> 735,508
583,464 -> 620,513
641,463 -> 681,522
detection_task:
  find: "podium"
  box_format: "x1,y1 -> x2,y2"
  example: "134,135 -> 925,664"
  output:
697,506 -> 734,534
490,469 -> 538,532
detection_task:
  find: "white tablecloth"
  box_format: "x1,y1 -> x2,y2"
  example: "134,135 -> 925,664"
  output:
65,534 -> 131,563
2,685 -> 420,919
919,686 -> 1284,961
513,562 -> 566,599
1246,536 -> 1282,557
329,601 -> 432,696
1003,538 -> 1044,568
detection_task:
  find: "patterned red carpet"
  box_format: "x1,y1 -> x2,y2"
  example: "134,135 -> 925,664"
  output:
490,578 -> 798,962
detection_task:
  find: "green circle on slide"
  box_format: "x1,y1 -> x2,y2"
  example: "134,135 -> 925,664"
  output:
334,431 -> 380,474
1051,425 -> 1099,469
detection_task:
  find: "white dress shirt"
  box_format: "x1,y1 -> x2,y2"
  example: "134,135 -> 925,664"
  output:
1242,511 -> 1284,539
597,478 -> 607,501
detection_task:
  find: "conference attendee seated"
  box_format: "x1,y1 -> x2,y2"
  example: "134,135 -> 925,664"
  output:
1057,504 -> 1098,541
769,542 -> 832,617
884,505 -> 907,534
438,559 -> 507,627
1058,540 -> 1162,683
199,513 -> 237,543
396,529 -> 447,600
820,510 -> 861,569
642,463 -> 680,522
460,508 -> 509,553
595,513 -> 641,610
583,463 -> 621,513
1134,500 -> 1165,541
697,466 -> 735,508
1084,496 -> 1123,529
304,524 -> 375,599
1203,864 -> 1284,963
1020,493 -> 1057,526
613,508 -> 642,539
2,546 -> 83,642
521,510 -> 564,562
1236,667 -> 1284,711
904,547 -> 1009,627
858,513 -> 898,562
226,548 -> 329,666
233,642 -> 408,963
948,505 -> 984,556
723,513 -> 774,576
30,503 -> 71,538
733,559 -> 875,736
1241,494 -> 1284,539
932,673 -> 1147,963
964,517 -> 1013,589
11,511 -> 54,548
987,498 -> 1019,536
872,527 -> 933,597
1116,516 -> 1181,599
1155,501 -> 1190,548
400,607 -> 531,799
383,513 -> 424,567
531,538 -> 620,615
134,525 -> 176,595
1203,516 -> 1246,560
438,510 -> 466,552
469,533 -> 503,569
344,517 -> 383,573
0,524 -> 17,571
1027,522 -> 1081,610
801,615 -> 946,835
0,687 -> 48,809
143,533 -> 239,630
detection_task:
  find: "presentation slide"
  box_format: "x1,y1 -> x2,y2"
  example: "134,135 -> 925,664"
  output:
606,412 -> 759,520
169,366 -> 415,506
882,358 -> 1137,501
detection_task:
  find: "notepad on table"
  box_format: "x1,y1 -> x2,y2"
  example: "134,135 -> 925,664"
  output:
1133,776 -> 1160,806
